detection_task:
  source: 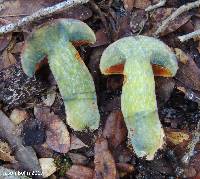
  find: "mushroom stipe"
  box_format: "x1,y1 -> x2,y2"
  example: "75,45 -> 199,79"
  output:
100,36 -> 178,160
21,19 -> 100,131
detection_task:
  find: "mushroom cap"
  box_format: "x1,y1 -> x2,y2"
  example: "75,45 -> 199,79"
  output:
100,36 -> 178,76
22,18 -> 96,76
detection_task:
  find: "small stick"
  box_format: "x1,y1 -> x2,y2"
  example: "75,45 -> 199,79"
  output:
178,29 -> 200,42
145,0 -> 166,12
181,119 -> 200,164
154,0 -> 200,36
0,0 -> 89,35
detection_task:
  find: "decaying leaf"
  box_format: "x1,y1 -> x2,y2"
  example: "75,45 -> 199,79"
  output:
147,8 -> 192,36
42,89 -> 56,107
0,110 -> 42,174
174,48 -> 189,64
103,110 -> 127,148
133,0 -> 151,9
0,140 -> 15,162
0,19 -> 11,52
92,29 -> 110,47
34,107 -> 70,153
66,165 -> 94,179
175,56 -> 200,92
0,50 -> 17,71
94,137 -> 117,179
39,158 -> 57,178
70,135 -> 88,150
155,77 -> 175,107
123,0 -> 135,11
165,130 -> 190,145
10,109 -> 28,125
68,152 -> 88,165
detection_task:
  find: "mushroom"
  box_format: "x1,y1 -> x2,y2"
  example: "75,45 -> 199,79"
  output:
21,19 -> 100,131
100,36 -> 178,160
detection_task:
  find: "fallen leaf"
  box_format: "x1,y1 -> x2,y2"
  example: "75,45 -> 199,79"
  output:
147,8 -> 192,36
130,9 -> 147,33
165,130 -> 190,145
123,0 -> 135,11
0,140 -> 15,162
42,89 -> 56,107
70,135 -> 88,150
94,137 -> 117,179
22,119 -> 46,146
66,165 -> 94,179
11,42 -> 24,54
92,29 -> 110,47
133,0 -> 151,9
34,107 -> 70,153
155,77 -> 175,107
103,110 -> 127,148
175,56 -> 200,92
39,158 -> 57,178
116,162 -> 135,173
174,48 -> 189,64
0,19 -> 11,52
0,50 -> 17,71
10,109 -> 28,125
68,152 -> 88,165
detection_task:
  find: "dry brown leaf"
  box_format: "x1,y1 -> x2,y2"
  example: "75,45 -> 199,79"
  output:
66,165 -> 94,179
11,42 -> 24,54
147,8 -> 191,36
165,130 -> 190,145
34,107 -> 70,153
0,141 -> 15,162
174,48 -> 189,64
133,0 -> 151,9
92,29 -> 110,47
155,77 -> 175,107
39,158 -> 57,178
175,56 -> 200,92
0,50 -> 17,71
103,110 -> 127,148
94,137 -> 117,179
123,0 -> 135,11
0,19 -> 11,52
70,135 -> 88,150
68,152 -> 88,165
10,109 -> 28,125
42,89 -> 56,107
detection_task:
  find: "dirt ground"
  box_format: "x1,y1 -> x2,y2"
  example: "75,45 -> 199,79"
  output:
0,0 -> 200,178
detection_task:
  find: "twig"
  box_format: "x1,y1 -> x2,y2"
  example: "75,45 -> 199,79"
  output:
154,0 -> 200,36
0,0 -> 89,35
181,119 -> 200,164
0,110 -> 42,178
178,29 -> 200,42
145,0 -> 166,12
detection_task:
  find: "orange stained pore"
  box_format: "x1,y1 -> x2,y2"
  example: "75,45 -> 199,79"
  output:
75,52 -> 84,63
104,64 -> 124,74
72,40 -> 90,47
35,58 -> 48,71
152,64 -> 172,77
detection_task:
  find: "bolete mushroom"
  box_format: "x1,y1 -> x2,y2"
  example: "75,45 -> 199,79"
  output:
21,19 -> 100,131
100,36 -> 178,160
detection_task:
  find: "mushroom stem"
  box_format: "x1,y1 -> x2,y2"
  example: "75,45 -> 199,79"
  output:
122,57 -> 164,160
48,42 -> 99,130
100,36 -> 178,159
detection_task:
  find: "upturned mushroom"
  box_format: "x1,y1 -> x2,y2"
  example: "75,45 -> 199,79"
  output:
21,19 -> 100,131
100,36 -> 178,160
